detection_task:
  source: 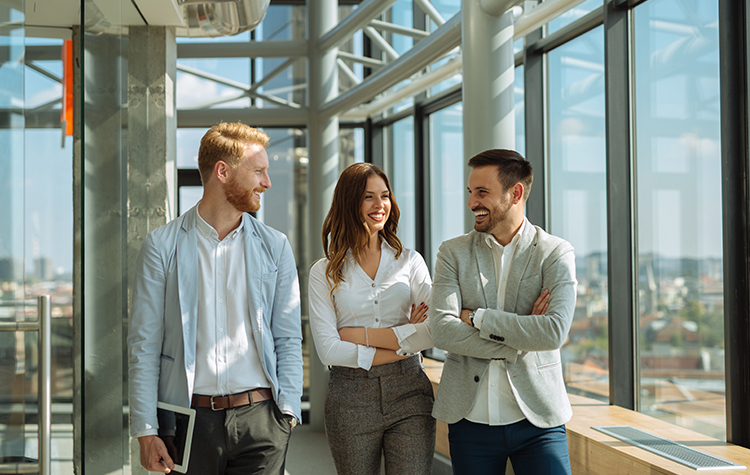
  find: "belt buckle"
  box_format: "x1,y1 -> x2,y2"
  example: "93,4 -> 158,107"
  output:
210,395 -> 220,411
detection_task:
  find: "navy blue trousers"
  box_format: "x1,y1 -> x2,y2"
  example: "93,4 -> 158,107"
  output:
448,418 -> 572,475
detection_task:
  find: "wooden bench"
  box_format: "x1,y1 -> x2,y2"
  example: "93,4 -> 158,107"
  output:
423,359 -> 750,474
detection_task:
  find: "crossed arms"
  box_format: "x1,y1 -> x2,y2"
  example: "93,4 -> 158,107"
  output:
429,240 -> 577,360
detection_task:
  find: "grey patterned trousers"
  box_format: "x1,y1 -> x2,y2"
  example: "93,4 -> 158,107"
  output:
325,355 -> 436,475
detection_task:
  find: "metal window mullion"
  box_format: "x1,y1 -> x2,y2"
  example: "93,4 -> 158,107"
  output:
523,28 -> 546,229
719,0 -> 750,449
415,104 -> 429,264
604,0 -> 637,411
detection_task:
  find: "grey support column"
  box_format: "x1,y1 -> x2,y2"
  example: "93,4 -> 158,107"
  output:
78,30 -> 129,474
461,1 -> 516,232
307,0 -> 339,432
126,26 -> 178,473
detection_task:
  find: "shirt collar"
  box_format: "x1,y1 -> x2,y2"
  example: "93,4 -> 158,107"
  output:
484,217 -> 526,250
196,203 -> 244,241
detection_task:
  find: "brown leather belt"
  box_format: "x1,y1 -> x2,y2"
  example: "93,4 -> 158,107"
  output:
191,388 -> 273,411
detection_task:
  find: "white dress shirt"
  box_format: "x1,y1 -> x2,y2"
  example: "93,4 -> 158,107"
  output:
465,219 -> 527,425
308,240 -> 433,370
193,208 -> 271,396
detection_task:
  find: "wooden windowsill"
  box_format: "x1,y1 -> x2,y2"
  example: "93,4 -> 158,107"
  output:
423,358 -> 750,474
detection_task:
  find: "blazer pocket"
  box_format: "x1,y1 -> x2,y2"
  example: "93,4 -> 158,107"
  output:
160,354 -> 175,362
536,351 -> 560,370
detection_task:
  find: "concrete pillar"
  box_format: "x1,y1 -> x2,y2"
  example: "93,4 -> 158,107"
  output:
126,25 -> 177,474
307,0 -> 339,432
461,1 -> 516,232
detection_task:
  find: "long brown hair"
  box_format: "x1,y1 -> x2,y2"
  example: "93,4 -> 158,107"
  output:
321,163 -> 402,297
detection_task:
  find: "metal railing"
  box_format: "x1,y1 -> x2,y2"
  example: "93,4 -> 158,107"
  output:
0,295 -> 52,475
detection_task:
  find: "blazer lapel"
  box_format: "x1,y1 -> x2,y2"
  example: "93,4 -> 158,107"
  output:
177,208 -> 199,352
474,233 -> 497,309
243,214 -> 264,344
504,220 -> 537,313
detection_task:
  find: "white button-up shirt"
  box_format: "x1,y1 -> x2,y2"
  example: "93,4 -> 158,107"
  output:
465,219 -> 527,425
193,208 -> 271,396
308,241 -> 433,370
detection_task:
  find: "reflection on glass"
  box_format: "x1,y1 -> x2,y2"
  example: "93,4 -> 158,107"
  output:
429,103 -> 463,268
634,0 -> 723,440
515,64 -> 525,157
389,118 -> 416,249
0,3 -> 28,466
548,26 -> 608,403
548,0 -> 602,35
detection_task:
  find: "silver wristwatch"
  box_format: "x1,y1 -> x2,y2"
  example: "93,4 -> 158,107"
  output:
468,310 -> 477,326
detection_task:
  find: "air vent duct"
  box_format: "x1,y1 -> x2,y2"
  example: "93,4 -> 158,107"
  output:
177,0 -> 270,37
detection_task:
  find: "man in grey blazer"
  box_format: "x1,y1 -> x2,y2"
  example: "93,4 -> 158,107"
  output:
128,123 -> 303,474
429,149 -> 576,474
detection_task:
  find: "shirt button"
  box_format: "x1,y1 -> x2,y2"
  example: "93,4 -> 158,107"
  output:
218,270 -> 222,275
375,318 -> 379,322
219,328 -> 224,332
374,300 -> 378,304
371,283 -> 376,288
219,299 -> 223,303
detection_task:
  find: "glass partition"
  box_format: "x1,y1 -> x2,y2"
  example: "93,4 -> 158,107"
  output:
1,2 -> 75,471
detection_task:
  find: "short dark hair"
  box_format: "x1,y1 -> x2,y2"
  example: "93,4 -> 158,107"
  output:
468,149 -> 533,200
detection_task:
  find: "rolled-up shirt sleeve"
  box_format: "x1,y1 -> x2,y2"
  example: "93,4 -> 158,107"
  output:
393,250 -> 434,355
308,260 -> 377,369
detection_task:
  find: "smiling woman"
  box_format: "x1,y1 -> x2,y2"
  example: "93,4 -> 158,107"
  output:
308,163 -> 437,475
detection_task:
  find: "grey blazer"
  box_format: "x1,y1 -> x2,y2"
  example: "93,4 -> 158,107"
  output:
429,220 -> 577,428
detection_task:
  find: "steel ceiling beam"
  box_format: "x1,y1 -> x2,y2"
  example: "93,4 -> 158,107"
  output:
320,11 -> 461,118
318,0 -> 399,52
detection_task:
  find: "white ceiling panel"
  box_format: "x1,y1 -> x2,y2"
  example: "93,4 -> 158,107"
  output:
132,0 -> 185,26
24,0 -> 147,29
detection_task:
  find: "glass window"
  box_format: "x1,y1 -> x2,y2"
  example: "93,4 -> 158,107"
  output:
179,186 -> 202,216
515,64 -> 525,157
548,26 -> 608,403
176,128 -> 204,169
254,57 -> 307,108
255,4 -> 305,41
177,58 -> 252,109
548,0 -> 603,35
428,102 -> 463,268
389,118 -> 416,250
633,0 -> 723,440
427,0 -> 461,32
339,127 -> 364,170
390,0 -> 414,56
